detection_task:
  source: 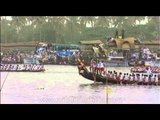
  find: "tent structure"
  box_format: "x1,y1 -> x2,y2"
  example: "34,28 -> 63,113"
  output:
108,37 -> 135,50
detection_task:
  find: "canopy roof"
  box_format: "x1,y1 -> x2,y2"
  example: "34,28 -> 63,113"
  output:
79,40 -> 103,45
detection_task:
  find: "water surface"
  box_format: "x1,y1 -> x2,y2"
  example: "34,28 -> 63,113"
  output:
1,65 -> 160,104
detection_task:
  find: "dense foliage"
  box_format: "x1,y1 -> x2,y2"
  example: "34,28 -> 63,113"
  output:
1,16 -> 160,44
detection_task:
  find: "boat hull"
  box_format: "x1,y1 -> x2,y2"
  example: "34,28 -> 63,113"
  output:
0,70 -> 45,72
79,70 -> 160,86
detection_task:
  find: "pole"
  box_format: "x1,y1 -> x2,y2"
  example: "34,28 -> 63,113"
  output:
158,16 -> 160,66
106,75 -> 108,104
1,72 -> 9,92
158,16 -> 160,49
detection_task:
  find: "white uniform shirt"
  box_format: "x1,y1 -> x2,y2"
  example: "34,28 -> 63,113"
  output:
155,76 -> 158,82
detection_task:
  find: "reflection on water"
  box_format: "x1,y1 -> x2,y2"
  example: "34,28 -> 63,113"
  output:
79,83 -> 105,91
1,65 -> 160,104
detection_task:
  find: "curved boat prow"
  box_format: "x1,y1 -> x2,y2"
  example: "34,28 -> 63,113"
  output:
77,58 -> 106,83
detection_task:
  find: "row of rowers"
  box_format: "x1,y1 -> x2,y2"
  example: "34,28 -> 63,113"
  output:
103,71 -> 159,85
131,66 -> 160,73
0,64 -> 45,71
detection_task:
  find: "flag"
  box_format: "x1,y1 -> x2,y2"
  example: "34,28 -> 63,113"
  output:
106,87 -> 111,94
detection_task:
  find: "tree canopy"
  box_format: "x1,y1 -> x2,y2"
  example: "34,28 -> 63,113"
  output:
1,16 -> 159,44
